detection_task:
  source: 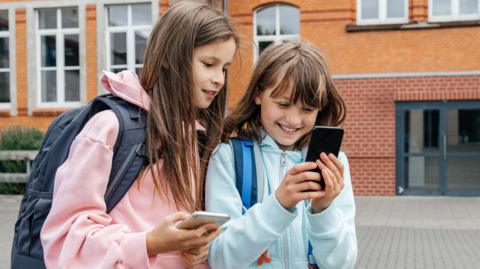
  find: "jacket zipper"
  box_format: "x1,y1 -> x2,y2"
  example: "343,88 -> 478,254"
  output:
280,151 -> 289,269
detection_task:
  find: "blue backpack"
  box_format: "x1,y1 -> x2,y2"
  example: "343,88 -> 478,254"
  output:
230,139 -> 318,269
11,94 -> 148,269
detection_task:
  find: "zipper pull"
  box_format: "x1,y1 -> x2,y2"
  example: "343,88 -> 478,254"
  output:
280,152 -> 286,167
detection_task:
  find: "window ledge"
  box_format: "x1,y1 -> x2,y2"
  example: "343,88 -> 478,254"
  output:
0,109 -> 11,117
346,20 -> 480,32
32,108 -> 69,117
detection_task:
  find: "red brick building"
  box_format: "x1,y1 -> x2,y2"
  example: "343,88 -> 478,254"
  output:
1,0 -> 479,196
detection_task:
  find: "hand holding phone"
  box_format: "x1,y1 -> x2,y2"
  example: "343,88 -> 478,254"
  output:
305,126 -> 344,190
176,211 -> 230,230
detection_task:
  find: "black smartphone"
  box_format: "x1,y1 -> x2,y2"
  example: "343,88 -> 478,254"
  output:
305,126 -> 344,190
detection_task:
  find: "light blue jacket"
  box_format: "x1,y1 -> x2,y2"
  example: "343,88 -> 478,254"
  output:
205,133 -> 357,269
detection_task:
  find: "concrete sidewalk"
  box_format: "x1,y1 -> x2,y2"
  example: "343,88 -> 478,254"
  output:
2,195 -> 480,268
355,196 -> 480,269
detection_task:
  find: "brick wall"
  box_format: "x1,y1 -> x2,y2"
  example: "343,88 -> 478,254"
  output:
336,75 -> 480,195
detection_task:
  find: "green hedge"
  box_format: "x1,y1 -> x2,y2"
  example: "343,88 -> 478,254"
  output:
0,126 -> 43,194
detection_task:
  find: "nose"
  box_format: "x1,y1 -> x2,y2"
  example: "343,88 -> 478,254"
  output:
212,68 -> 225,89
284,107 -> 302,126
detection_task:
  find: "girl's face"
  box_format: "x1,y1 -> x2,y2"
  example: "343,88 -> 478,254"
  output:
192,38 -> 236,109
255,82 -> 319,151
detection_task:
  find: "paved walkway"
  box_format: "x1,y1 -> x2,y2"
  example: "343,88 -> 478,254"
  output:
2,195 -> 480,268
355,196 -> 480,269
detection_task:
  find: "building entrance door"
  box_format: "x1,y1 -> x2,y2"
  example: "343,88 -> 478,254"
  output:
396,102 -> 480,195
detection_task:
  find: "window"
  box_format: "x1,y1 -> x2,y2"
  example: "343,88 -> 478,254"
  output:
430,0 -> 480,21
0,10 -> 10,107
357,0 -> 408,24
106,3 -> 151,75
254,4 -> 300,57
37,7 -> 80,106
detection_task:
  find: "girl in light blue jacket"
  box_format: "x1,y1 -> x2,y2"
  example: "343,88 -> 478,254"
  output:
205,41 -> 357,269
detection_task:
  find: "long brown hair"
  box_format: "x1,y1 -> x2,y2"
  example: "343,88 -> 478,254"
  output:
140,1 -> 239,211
222,41 -> 346,148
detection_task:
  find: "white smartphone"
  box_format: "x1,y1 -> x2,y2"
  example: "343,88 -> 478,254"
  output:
176,211 -> 230,230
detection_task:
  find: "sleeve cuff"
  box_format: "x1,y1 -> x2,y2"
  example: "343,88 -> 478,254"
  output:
306,203 -> 342,234
255,193 -> 297,234
120,231 -> 151,269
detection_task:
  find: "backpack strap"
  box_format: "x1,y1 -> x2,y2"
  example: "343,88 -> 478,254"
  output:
90,95 -> 148,213
231,139 -> 257,212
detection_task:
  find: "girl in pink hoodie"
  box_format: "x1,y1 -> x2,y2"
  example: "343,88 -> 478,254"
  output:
40,2 -> 239,269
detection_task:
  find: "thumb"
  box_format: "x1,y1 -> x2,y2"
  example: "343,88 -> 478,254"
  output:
168,211 -> 190,223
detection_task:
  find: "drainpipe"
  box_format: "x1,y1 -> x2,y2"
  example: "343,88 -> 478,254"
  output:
223,0 -> 228,14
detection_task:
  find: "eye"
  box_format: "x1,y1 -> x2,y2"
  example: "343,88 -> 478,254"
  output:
276,102 -> 290,108
202,61 -> 214,68
303,107 -> 315,113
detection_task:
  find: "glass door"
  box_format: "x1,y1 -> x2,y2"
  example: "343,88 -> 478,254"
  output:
396,102 -> 480,195
445,107 -> 480,194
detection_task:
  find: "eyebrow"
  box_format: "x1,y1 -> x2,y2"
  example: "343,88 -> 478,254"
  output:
200,56 -> 231,65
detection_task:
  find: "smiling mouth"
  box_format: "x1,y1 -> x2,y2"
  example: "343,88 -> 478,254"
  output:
202,89 -> 218,98
277,123 -> 300,134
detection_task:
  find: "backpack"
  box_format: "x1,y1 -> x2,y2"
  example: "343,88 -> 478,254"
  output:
11,94 -> 148,269
230,139 -> 319,269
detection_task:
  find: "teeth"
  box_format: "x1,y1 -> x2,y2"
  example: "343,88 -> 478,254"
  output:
279,124 -> 297,132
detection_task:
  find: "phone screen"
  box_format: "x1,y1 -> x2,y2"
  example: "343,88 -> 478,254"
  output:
305,126 -> 344,190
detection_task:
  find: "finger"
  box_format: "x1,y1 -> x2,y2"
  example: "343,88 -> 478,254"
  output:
291,180 -> 323,193
289,170 -> 321,184
320,153 -> 341,183
204,227 -> 222,242
329,153 -> 344,177
294,190 -> 326,201
168,211 -> 189,224
326,154 -> 343,188
288,162 -> 318,175
320,165 -> 335,195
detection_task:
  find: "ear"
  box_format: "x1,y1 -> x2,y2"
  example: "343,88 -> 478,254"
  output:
254,92 -> 262,105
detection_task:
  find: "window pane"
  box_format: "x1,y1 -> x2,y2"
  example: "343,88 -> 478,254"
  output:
447,157 -> 480,190
0,72 -> 9,102
39,9 -> 57,29
361,0 -> 379,19
41,70 -> 56,102
405,156 -> 440,189
0,10 -> 8,31
387,0 -> 405,18
256,7 -> 276,36
64,34 -> 79,66
62,7 -> 78,28
279,6 -> 299,35
111,67 -> 126,74
0,37 -> 8,68
108,5 -> 127,26
65,70 -> 80,102
460,0 -> 478,15
41,35 -> 56,67
258,41 -> 273,56
132,3 -> 151,25
135,67 -> 142,76
432,0 -> 451,16
110,32 -> 127,65
135,31 -> 148,64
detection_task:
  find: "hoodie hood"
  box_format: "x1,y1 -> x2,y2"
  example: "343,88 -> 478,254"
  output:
100,70 -> 206,131
101,70 -> 151,111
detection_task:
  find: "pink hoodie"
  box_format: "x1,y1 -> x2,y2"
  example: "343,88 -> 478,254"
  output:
40,71 -> 209,269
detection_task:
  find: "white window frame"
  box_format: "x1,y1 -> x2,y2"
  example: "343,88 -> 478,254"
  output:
357,0 -> 409,25
0,9 -> 15,110
35,7 -> 82,108
105,3 -> 152,73
253,4 -> 300,61
429,0 -> 480,22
